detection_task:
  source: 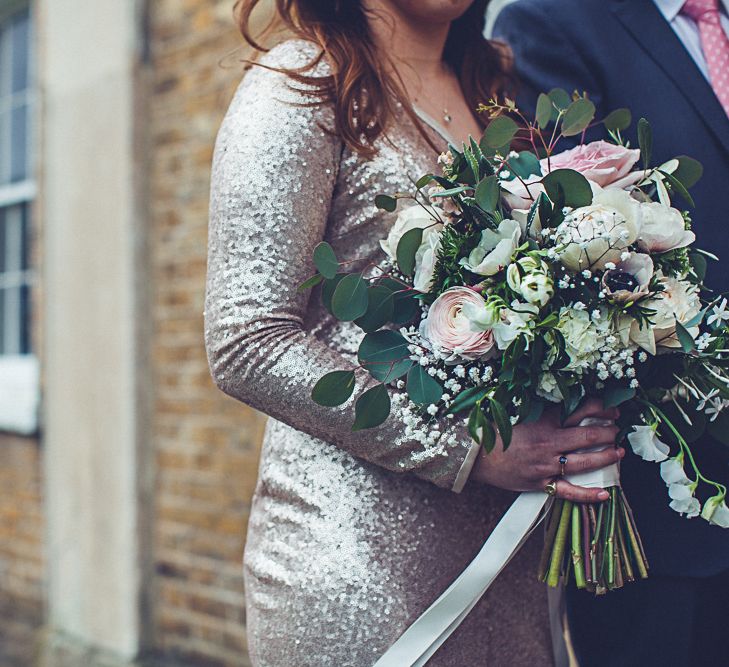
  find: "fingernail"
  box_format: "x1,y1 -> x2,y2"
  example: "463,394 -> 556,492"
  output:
617,448 -> 626,458
598,491 -> 609,500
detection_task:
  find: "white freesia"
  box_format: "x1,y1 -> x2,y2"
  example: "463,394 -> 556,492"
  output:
636,202 -> 695,253
660,456 -> 691,485
413,229 -> 442,293
460,219 -> 521,276
701,495 -> 729,527
506,256 -> 554,306
668,481 -> 701,518
492,301 -> 539,350
627,425 -> 670,462
380,204 -> 443,261
555,187 -> 641,271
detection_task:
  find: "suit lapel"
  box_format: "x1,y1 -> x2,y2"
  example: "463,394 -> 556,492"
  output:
610,0 -> 729,157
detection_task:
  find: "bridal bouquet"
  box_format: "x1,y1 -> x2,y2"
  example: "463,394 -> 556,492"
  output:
302,90 -> 729,594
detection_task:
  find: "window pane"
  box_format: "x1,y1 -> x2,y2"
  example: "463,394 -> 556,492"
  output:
10,102 -> 27,182
19,283 -> 29,354
0,289 -> 5,354
10,10 -> 29,94
0,208 -> 5,274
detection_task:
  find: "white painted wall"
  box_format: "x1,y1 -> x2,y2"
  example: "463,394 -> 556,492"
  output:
41,0 -> 146,659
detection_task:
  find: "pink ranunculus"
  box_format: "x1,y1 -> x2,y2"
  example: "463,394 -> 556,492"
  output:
420,287 -> 496,362
545,141 -> 642,188
502,140 -> 643,211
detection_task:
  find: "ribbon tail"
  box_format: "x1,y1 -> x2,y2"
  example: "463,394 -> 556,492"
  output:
374,491 -> 552,667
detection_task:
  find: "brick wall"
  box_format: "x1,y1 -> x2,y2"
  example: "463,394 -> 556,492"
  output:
147,2 -> 269,665
0,432 -> 45,667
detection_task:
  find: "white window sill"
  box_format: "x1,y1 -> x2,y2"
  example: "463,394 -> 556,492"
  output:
0,355 -> 39,435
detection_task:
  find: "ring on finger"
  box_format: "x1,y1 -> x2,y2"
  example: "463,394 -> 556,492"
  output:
545,479 -> 558,496
559,455 -> 568,477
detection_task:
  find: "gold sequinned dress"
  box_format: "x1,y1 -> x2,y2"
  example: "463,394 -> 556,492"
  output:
204,40 -> 553,667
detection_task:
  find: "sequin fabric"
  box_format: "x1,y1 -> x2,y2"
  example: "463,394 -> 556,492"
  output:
204,40 -> 552,667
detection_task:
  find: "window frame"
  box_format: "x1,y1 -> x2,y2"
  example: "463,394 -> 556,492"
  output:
0,0 -> 38,436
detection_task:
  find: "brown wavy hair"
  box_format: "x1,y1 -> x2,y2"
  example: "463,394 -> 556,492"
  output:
234,0 -> 512,157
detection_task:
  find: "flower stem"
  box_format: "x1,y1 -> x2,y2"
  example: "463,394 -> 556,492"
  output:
571,504 -> 587,589
539,498 -> 564,582
547,500 -> 573,587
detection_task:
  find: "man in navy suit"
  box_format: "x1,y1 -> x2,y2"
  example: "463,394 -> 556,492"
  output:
492,1 -> 729,665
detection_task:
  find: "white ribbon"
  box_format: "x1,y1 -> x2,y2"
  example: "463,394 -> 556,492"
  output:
374,418 -> 620,667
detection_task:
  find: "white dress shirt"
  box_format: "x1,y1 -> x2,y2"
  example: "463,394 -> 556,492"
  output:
653,0 -> 729,81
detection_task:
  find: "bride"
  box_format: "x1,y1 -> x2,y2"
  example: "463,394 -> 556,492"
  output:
204,1 -> 623,664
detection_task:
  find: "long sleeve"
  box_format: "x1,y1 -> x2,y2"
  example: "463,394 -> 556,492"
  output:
204,42 -> 479,492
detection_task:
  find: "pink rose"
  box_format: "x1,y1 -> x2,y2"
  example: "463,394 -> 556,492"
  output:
502,141 -> 643,210
420,287 -> 496,362
545,141 -> 642,188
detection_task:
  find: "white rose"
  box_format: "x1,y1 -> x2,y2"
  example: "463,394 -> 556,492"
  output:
492,301 -> 539,350
413,230 -> 441,293
701,495 -> 729,527
630,277 -> 701,355
380,204 -> 443,262
627,425 -> 670,462
555,187 -> 641,272
506,256 -> 554,306
636,202 -> 695,253
460,219 -> 521,276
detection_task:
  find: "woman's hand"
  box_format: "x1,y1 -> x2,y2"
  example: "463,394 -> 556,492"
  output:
471,398 -> 625,503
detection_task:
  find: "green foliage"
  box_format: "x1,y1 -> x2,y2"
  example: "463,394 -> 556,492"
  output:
428,224 -> 480,298
673,156 -> 704,189
331,273 -> 369,321
355,285 -> 394,333
561,98 -> 596,137
603,108 -> 632,132
358,330 -> 413,383
536,93 -> 553,129
489,398 -> 512,449
543,169 -> 593,208
375,194 -> 397,212
313,242 -> 339,279
352,384 -> 391,431
638,118 -> 653,168
396,227 -> 424,276
406,365 -> 443,407
475,175 -> 500,212
483,115 -> 519,149
602,383 -> 636,409
311,371 -> 356,407
507,152 -> 542,181
297,273 -> 324,293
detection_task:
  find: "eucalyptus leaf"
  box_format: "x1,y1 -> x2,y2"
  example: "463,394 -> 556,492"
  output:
508,151 -> 542,180
358,330 -> 413,382
638,118 -> 653,168
311,370 -> 356,407
352,384 -> 391,431
673,156 -> 704,189
602,384 -> 636,409
331,273 -> 369,321
313,242 -> 339,279
675,320 -> 696,352
415,174 -> 435,189
548,88 -> 572,112
561,98 -> 596,137
407,365 -> 443,407
603,108 -> 632,132
475,175 -> 500,212
536,93 -> 553,129
396,227 -> 424,277
483,115 -> 519,149
321,273 -> 346,314
542,168 -> 593,208
298,273 -> 324,293
375,194 -> 397,212
355,285 -> 394,333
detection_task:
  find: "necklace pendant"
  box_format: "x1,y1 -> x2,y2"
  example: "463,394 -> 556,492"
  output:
443,109 -> 452,124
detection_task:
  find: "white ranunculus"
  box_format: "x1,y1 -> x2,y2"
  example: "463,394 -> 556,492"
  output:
637,202 -> 695,253
413,230 -> 442,293
506,256 -> 554,306
668,482 -> 701,518
555,187 -> 641,272
701,495 -> 729,527
460,219 -> 521,276
380,204 -> 443,261
633,277 -> 701,355
492,301 -> 539,350
660,456 -> 691,485
627,425 -> 670,462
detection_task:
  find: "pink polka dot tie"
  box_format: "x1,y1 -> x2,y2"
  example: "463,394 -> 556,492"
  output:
682,0 -> 729,116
